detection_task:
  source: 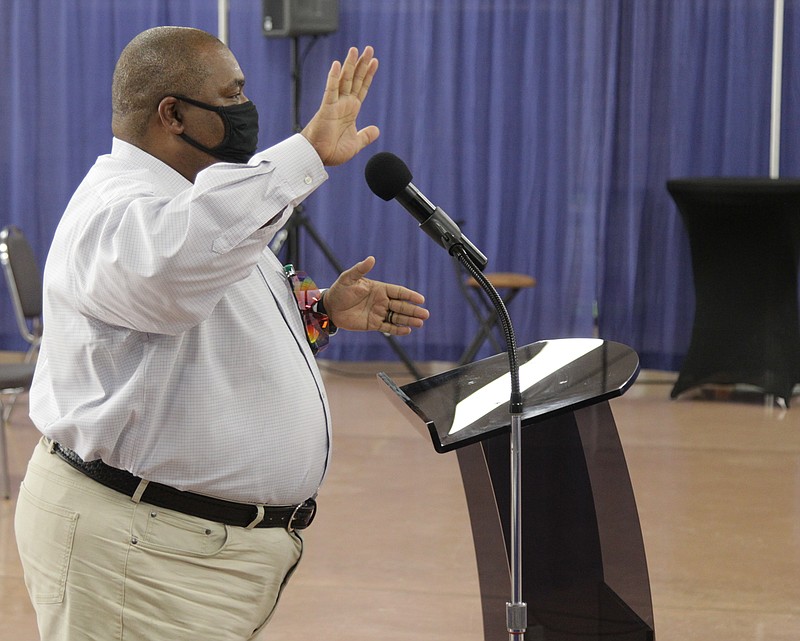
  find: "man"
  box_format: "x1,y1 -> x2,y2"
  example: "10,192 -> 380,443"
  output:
15,26 -> 428,641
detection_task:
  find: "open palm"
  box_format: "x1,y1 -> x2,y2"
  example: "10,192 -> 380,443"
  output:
324,257 -> 429,335
301,46 -> 380,166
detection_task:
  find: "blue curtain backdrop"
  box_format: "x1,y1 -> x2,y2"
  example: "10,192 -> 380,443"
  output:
0,0 -> 796,369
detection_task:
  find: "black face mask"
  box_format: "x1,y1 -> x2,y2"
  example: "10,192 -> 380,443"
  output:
175,95 -> 259,164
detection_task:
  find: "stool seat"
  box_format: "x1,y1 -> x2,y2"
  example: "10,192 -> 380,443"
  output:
458,271 -> 537,365
465,272 -> 537,290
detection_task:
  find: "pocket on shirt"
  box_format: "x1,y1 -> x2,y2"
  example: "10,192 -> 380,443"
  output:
14,484 -> 79,604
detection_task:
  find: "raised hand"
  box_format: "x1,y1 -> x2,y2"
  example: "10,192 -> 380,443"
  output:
301,46 -> 380,166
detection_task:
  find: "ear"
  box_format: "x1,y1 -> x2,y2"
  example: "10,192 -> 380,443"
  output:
157,96 -> 184,134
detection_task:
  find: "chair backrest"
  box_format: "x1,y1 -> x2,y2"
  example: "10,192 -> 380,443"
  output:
0,225 -> 43,351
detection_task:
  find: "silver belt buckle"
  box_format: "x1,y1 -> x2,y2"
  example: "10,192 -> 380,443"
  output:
288,499 -> 316,532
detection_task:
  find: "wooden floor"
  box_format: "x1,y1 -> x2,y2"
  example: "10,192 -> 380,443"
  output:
1,362 -> 799,641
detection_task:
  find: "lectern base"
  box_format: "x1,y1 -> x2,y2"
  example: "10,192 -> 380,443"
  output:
457,402 -> 655,641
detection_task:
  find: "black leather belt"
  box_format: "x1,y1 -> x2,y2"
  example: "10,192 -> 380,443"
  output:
50,442 -> 316,530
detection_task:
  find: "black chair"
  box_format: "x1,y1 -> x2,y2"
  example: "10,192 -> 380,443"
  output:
0,363 -> 36,498
0,225 -> 43,361
0,225 -> 42,498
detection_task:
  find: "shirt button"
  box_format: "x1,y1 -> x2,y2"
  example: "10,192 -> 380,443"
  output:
304,176 -> 313,185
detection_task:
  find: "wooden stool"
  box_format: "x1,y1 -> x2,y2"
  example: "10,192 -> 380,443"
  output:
458,272 -> 537,365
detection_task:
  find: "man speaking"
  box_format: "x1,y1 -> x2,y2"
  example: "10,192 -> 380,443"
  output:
15,25 -> 428,640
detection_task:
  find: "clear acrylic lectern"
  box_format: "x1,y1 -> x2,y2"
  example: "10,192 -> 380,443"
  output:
379,338 -> 655,641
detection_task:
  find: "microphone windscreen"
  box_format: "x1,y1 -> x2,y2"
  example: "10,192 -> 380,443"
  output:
365,152 -> 413,201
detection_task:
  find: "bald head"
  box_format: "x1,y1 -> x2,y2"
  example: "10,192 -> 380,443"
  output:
112,27 -> 226,141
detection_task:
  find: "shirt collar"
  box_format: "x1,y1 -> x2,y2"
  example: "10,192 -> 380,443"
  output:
111,137 -> 193,195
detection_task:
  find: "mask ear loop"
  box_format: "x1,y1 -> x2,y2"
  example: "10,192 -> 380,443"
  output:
173,95 -> 233,155
211,108 -> 233,150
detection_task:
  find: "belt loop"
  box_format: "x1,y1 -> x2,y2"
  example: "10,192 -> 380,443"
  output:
45,437 -> 56,453
131,479 -> 150,504
246,504 -> 265,530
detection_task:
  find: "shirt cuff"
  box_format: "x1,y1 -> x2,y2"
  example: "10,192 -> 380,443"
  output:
249,133 -> 328,196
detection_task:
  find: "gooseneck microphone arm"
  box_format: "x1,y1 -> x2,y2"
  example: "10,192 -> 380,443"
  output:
451,245 -> 522,413
365,151 -> 527,640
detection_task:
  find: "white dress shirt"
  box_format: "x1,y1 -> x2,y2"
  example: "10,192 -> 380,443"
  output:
29,135 -> 334,505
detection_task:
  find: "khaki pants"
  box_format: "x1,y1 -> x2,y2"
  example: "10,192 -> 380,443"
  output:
15,438 -> 303,641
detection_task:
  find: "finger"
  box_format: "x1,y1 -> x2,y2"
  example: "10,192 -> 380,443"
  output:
386,296 -> 430,317
381,320 -> 413,336
380,307 -> 424,334
390,313 -> 427,328
356,58 -> 378,103
386,306 -> 429,325
334,257 -> 371,288
406,305 -> 431,321
386,284 -> 426,306
383,302 -> 429,327
350,47 -> 377,98
355,255 -> 376,276
357,125 -> 381,151
339,47 -> 359,96
356,125 -> 381,150
322,59 -> 342,105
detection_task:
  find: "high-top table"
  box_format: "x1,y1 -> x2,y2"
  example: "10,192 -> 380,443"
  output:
667,177 -> 800,404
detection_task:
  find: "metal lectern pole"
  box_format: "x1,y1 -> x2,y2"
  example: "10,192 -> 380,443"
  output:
508,411 -> 526,640
454,246 -> 527,640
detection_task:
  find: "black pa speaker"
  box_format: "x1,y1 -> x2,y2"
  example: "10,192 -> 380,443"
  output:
262,0 -> 339,37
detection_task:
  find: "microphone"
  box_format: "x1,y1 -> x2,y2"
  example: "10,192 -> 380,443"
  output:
364,152 -> 488,270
